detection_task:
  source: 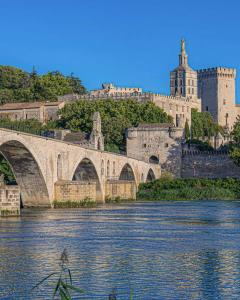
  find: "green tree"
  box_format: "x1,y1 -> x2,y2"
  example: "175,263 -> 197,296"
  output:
0,65 -> 86,103
191,108 -> 222,140
0,155 -> 15,183
67,73 -> 86,94
231,116 -> 240,145
229,116 -> 240,166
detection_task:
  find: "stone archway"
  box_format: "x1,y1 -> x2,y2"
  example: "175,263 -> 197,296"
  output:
0,140 -> 50,207
119,163 -> 136,182
149,155 -> 159,164
72,157 -> 102,201
146,168 -> 156,182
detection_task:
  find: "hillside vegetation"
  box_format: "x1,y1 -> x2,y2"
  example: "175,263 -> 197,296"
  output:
0,66 -> 86,103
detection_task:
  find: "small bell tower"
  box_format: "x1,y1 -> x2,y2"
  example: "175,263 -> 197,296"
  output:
89,112 -> 104,151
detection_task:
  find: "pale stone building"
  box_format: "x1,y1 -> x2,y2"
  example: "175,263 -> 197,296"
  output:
0,101 -> 65,123
126,123 -> 184,176
90,83 -> 142,97
198,67 -> 240,131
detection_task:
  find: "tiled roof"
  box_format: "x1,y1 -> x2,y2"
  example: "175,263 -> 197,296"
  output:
63,132 -> 88,143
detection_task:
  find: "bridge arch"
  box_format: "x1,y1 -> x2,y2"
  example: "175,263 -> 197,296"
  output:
146,168 -> 156,182
0,140 -> 50,207
119,163 -> 136,182
72,157 -> 103,201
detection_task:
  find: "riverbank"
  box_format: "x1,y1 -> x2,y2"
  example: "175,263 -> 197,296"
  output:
137,177 -> 240,201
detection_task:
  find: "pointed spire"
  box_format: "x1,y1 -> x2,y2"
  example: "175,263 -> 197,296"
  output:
179,38 -> 188,67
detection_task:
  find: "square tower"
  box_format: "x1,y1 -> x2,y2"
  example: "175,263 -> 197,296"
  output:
170,39 -> 198,98
197,67 -> 237,130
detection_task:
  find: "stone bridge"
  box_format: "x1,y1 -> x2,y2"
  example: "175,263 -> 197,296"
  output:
0,128 -> 161,207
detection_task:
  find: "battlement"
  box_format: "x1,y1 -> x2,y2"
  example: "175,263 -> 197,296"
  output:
197,67 -> 236,78
151,93 -> 200,104
77,92 -> 200,104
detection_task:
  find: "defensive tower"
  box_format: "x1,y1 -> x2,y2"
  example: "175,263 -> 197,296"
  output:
197,67 -> 237,130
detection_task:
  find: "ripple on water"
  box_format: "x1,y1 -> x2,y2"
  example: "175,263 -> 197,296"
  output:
1,201 -> 240,299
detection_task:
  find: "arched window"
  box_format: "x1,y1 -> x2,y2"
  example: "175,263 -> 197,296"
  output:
113,161 -> 116,176
97,138 -> 101,150
101,159 -> 104,176
57,154 -> 62,180
107,160 -> 110,177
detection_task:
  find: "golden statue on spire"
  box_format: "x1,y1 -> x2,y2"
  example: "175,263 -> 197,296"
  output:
181,38 -> 185,52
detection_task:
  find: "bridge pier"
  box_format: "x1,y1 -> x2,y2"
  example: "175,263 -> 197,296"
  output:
0,183 -> 20,217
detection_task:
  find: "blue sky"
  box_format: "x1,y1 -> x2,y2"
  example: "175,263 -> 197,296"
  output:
1,0 -> 240,99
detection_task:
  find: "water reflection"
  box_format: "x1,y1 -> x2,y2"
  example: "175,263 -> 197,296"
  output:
1,201 -> 240,299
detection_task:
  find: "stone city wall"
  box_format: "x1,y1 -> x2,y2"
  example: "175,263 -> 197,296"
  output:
0,185 -> 20,217
181,151 -> 240,178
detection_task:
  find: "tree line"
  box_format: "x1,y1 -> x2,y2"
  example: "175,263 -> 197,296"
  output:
0,65 -> 86,104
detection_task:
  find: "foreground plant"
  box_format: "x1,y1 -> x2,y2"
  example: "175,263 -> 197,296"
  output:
31,249 -> 84,299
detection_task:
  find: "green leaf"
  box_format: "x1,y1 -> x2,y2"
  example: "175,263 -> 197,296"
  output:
59,287 -> 71,300
52,277 -> 62,299
31,272 -> 57,291
63,283 -> 84,293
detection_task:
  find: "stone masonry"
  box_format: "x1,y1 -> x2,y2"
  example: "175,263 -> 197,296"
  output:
105,180 -> 137,200
0,181 -> 20,217
198,67 -> 240,131
127,123 -> 184,177
181,151 -> 240,178
54,181 -> 97,202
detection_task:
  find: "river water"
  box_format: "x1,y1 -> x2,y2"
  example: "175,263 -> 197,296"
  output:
1,200 -> 240,299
